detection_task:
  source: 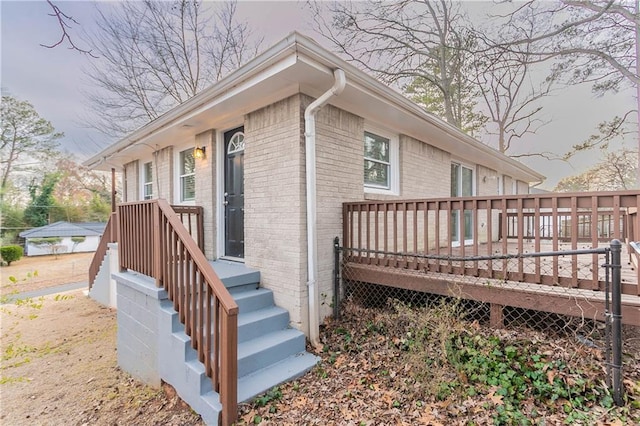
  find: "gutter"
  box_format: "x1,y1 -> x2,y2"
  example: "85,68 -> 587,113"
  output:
304,68 -> 346,346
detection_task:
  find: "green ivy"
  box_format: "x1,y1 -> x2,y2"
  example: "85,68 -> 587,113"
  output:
445,331 -> 604,425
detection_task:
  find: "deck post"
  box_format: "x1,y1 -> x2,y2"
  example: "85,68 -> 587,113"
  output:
490,303 -> 504,328
610,239 -> 624,406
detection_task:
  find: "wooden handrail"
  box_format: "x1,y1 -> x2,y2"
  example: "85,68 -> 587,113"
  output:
344,190 -> 640,297
118,199 -> 238,425
88,212 -> 116,289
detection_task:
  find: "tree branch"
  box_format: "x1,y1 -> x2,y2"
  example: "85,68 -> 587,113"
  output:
41,0 -> 97,58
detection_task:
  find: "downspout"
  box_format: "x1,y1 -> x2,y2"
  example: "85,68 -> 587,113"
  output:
304,69 -> 346,346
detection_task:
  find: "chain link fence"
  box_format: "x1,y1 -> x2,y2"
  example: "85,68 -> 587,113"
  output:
333,238 -> 629,405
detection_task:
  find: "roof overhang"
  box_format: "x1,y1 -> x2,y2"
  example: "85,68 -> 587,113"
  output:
84,32 -> 544,184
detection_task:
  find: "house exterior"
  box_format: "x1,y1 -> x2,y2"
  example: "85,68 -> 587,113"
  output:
84,32 -> 543,342
19,221 -> 106,256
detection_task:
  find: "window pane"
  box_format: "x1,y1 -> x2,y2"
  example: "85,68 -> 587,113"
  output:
364,159 -> 389,187
144,184 -> 153,200
181,150 -> 195,174
181,175 -> 195,201
144,162 -> 153,184
364,132 -> 389,162
462,166 -> 473,197
464,210 -> 473,240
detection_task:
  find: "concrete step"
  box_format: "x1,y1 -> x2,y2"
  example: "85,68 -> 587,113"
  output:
237,352 -> 319,403
156,277 -> 318,425
210,260 -> 260,290
158,302 -> 221,426
232,288 -> 275,314
237,328 -> 306,377
238,306 -> 290,343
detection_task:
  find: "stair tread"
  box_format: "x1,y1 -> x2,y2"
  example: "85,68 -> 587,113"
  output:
238,305 -> 287,326
210,260 -> 260,289
237,328 -> 304,359
232,287 -> 272,301
237,352 -> 319,403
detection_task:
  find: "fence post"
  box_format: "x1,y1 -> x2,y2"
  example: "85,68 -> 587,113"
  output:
610,239 -> 624,406
334,236 -> 340,319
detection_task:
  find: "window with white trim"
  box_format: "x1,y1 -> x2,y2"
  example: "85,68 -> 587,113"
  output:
143,161 -> 153,200
179,149 -> 195,202
364,129 -> 398,194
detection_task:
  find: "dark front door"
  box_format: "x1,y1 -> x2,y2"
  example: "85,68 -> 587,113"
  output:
224,127 -> 245,258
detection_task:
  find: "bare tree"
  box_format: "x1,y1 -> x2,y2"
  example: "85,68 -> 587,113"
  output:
42,0 -> 96,57
471,9 -> 562,159
554,147 -> 638,191
501,1 -> 636,90
496,0 -> 638,182
564,110 -> 636,159
312,1 -> 565,157
83,0 -> 260,136
312,0 -> 485,132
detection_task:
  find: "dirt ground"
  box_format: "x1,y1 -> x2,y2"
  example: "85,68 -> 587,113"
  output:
0,252 -> 94,296
0,255 -> 204,425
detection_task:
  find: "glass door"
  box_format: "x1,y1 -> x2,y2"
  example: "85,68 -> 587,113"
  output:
451,163 -> 474,246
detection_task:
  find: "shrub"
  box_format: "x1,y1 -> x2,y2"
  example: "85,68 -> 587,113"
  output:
70,236 -> 86,253
1,245 -> 24,265
29,237 -> 65,257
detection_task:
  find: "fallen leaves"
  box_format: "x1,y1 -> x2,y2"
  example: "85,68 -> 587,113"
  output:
236,301 -> 640,425
487,387 -> 504,406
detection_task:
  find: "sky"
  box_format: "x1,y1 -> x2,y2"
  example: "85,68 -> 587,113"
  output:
1,0 -> 636,190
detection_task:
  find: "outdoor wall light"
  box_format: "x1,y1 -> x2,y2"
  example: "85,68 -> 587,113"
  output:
194,146 -> 206,159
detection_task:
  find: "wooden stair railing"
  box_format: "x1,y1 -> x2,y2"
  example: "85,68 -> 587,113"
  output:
88,212 -> 116,289
118,199 -> 238,425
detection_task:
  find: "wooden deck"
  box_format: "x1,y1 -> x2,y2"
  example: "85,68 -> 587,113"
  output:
343,192 -> 640,327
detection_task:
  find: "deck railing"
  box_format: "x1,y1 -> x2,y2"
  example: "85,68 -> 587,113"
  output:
88,212 -> 116,288
118,199 -> 238,425
343,191 -> 640,296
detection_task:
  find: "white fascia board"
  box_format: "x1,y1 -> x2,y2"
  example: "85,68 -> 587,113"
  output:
178,55 -> 302,126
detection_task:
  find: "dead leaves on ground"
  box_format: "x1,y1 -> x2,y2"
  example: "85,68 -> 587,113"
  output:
237,302 -> 640,425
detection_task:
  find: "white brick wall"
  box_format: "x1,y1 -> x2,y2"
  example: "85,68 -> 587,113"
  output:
244,95 -> 308,332
314,99 -> 365,321
517,180 -> 530,194
195,131 -> 216,259
153,146 -> 174,202
399,134 -> 451,199
503,175 -> 515,195
123,160 -> 139,202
